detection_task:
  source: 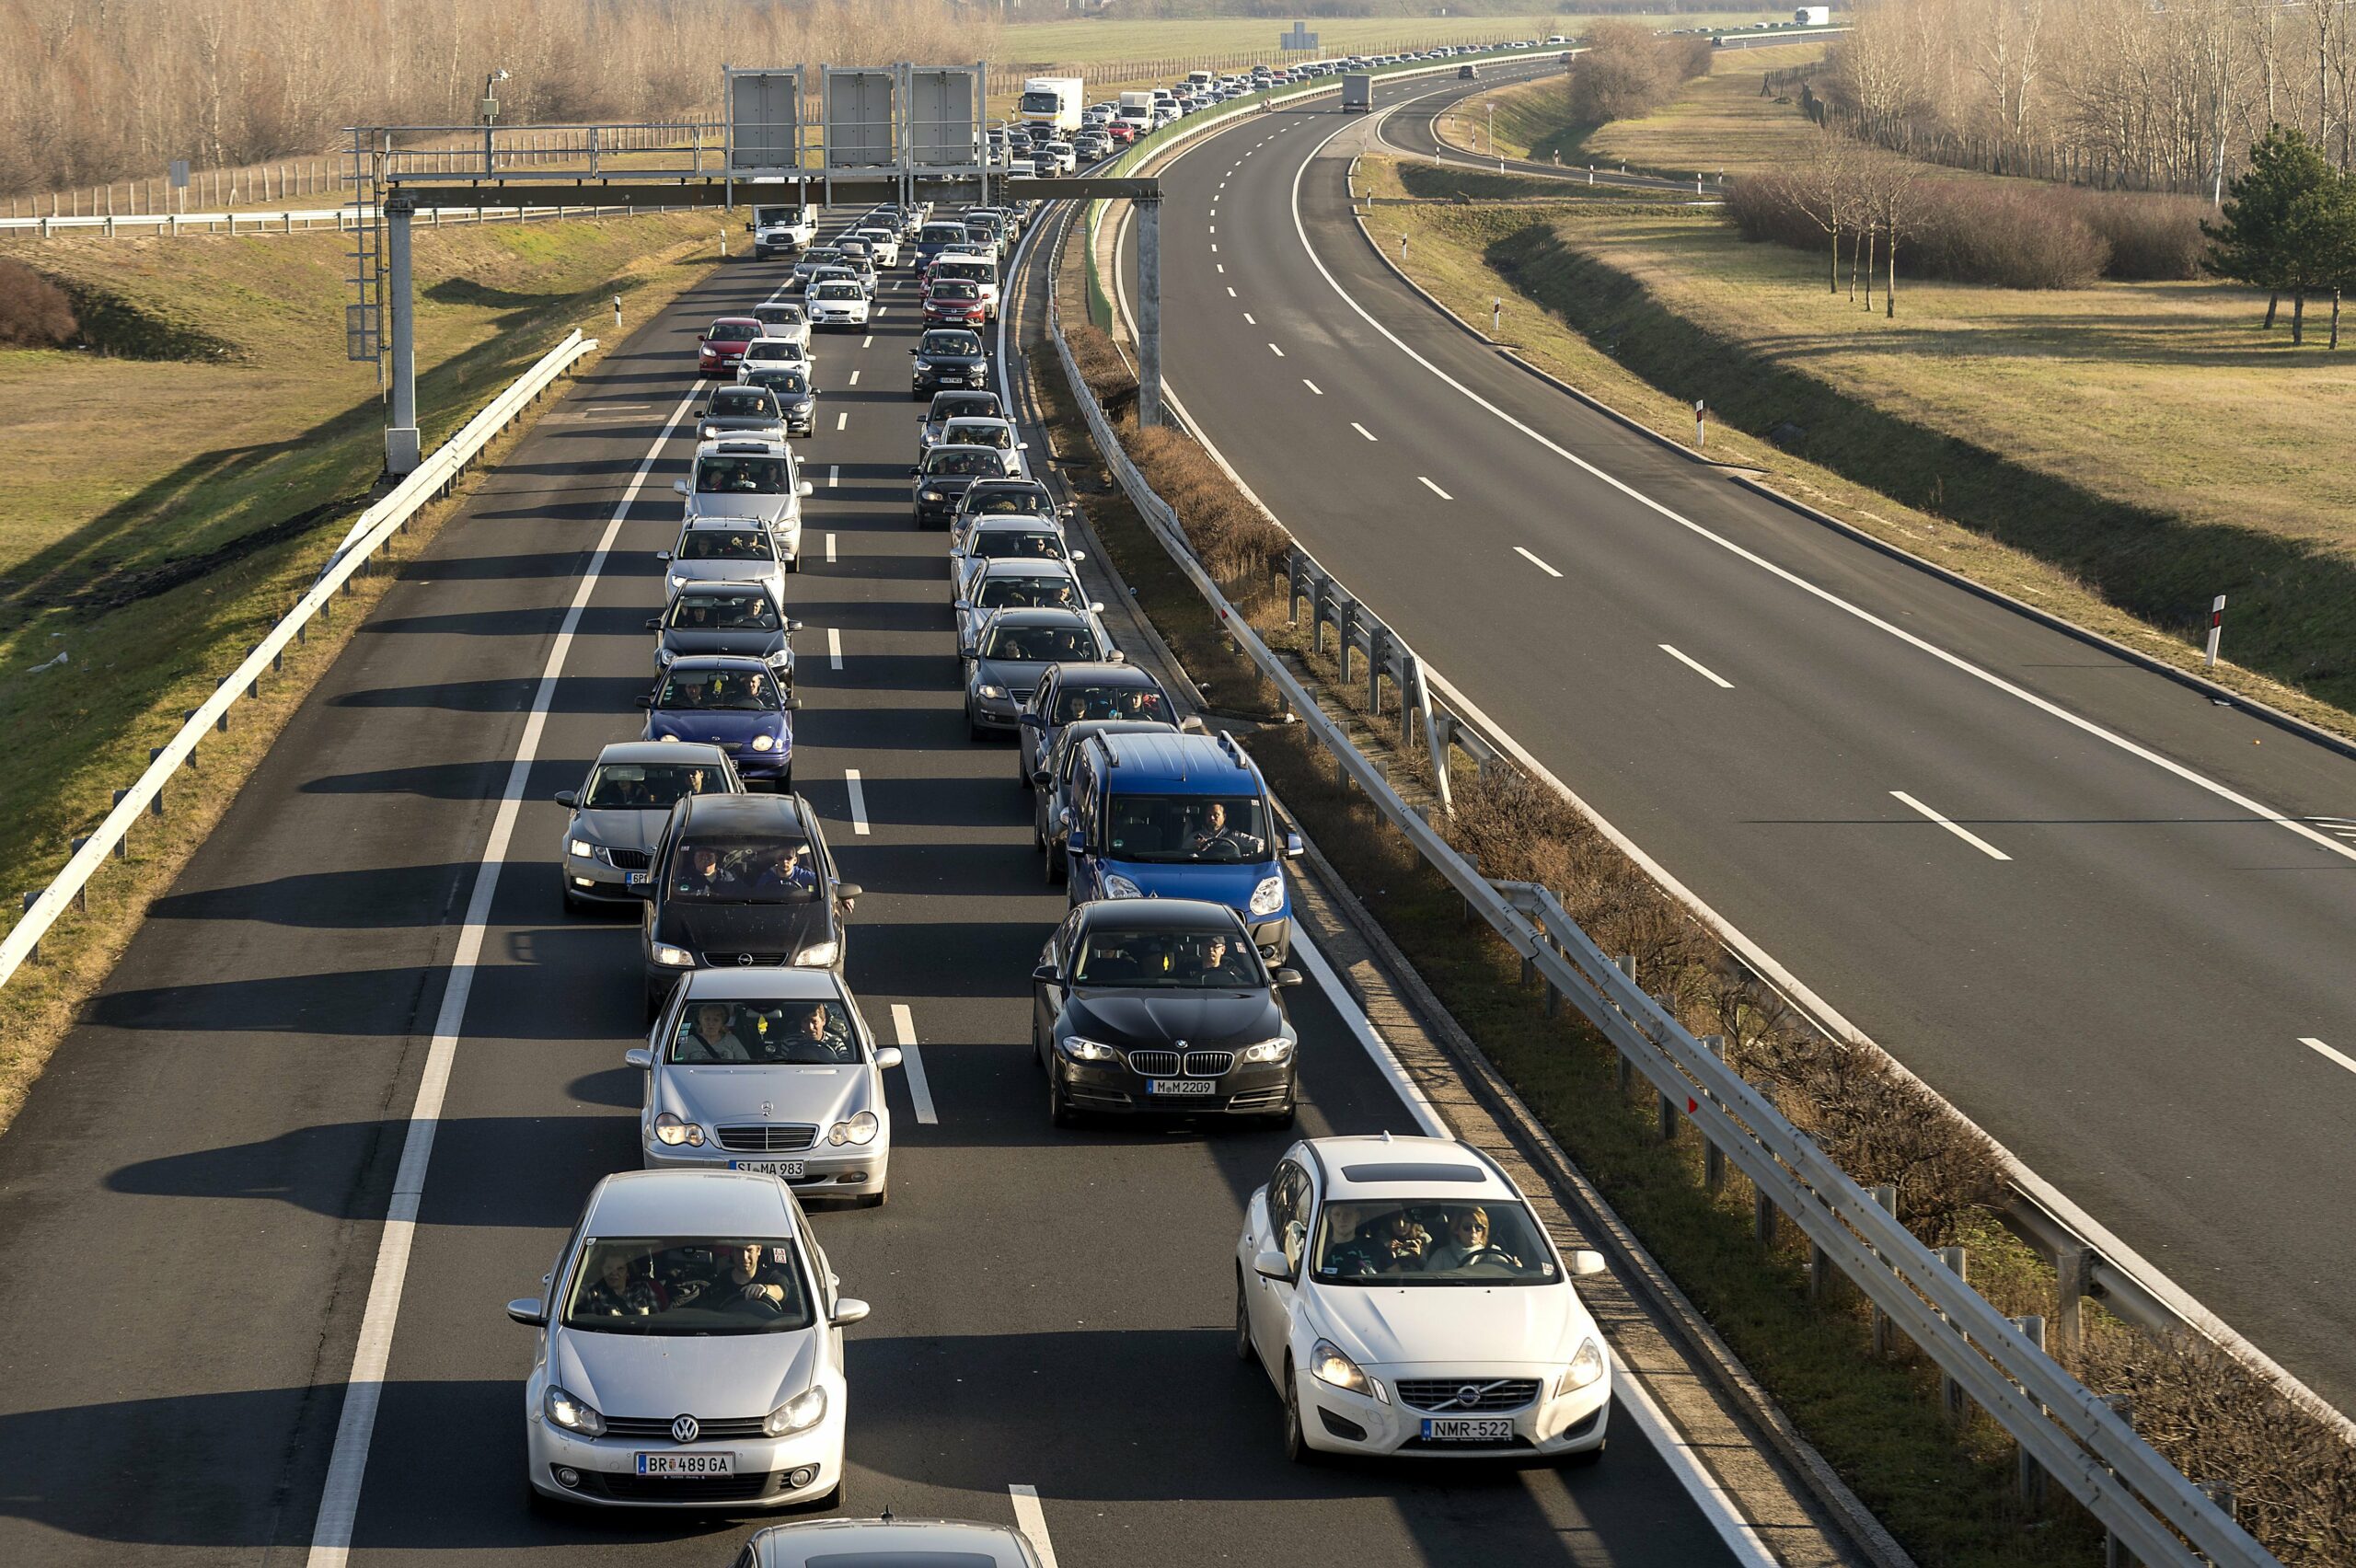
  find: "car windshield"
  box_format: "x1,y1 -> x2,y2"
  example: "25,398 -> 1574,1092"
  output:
668,836 -> 819,903
743,341 -> 796,361
965,487 -> 1050,515
931,394 -> 999,421
756,304 -> 805,325
814,282 -> 861,300
927,449 -> 1001,477
921,224 -> 966,243
751,369 -> 810,396
1069,925 -> 1263,988
1103,791 -> 1269,862
1311,1199 -> 1558,1286
1052,682 -> 1168,725
982,621 -> 1095,662
564,1237 -> 814,1334
976,574 -> 1079,609
935,261 -> 989,283
930,282 -> 980,302
708,389 -> 774,417
944,421 -> 1011,449
972,528 -> 1061,560
666,592 -> 780,631
677,529 -> 773,562
923,332 -> 982,356
582,762 -> 730,810
655,668 -> 780,711
670,998 -> 859,1064
705,320 -> 755,340
697,456 -> 788,494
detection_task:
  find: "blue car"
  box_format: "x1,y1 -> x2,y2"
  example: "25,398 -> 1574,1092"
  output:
638,654 -> 800,789
1060,728 -> 1304,962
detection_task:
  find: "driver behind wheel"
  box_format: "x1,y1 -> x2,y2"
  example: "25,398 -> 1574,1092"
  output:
1426,1205 -> 1518,1272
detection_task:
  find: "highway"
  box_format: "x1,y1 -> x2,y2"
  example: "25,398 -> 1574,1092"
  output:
0,206 -> 1756,1562
1120,70 -> 2356,1414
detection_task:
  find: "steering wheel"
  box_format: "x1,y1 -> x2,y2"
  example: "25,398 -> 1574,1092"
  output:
1461,1244 -> 1519,1268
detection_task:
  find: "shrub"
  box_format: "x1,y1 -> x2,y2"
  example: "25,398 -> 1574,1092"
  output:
1567,19 -> 1712,126
0,259 -> 77,347
1727,173 -> 2110,289
2069,190 -> 2206,281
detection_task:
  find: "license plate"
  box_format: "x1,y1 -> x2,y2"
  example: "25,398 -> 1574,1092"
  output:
1147,1079 -> 1216,1096
635,1450 -> 734,1477
625,871 -> 651,887
1421,1418 -> 1513,1442
730,1159 -> 805,1178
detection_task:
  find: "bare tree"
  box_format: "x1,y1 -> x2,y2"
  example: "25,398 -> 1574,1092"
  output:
1791,133 -> 1865,294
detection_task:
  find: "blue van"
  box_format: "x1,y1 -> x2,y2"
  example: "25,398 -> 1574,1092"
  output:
1063,729 -> 1303,961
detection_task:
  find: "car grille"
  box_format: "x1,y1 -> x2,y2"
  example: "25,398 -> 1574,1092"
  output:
600,847 -> 652,871
700,950 -> 791,966
600,1413 -> 769,1441
714,1124 -> 817,1153
566,1467 -> 780,1503
1126,1049 -> 1179,1077
1184,1050 -> 1235,1076
1395,1378 -> 1542,1413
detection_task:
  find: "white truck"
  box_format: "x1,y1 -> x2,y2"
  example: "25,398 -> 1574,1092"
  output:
1018,76 -> 1085,135
1794,6 -> 1831,24
1341,74 -> 1374,113
748,202 -> 817,258
1116,90 -> 1157,134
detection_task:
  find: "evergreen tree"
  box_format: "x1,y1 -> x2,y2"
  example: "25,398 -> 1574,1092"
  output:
2204,126 -> 2338,344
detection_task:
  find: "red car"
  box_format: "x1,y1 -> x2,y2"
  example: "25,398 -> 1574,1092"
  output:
923,280 -> 987,327
1104,121 -> 1137,146
697,316 -> 765,375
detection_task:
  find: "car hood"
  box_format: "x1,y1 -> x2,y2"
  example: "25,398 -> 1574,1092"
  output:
572,808 -> 666,855
661,628 -> 791,661
687,494 -> 797,526
1065,988 -> 1280,1048
1094,859 -> 1278,904
645,709 -> 790,747
916,351 -> 987,367
919,474 -> 984,496
972,655 -> 1053,691
553,1320 -> 819,1423
668,560 -> 780,591
663,1063 -> 873,1129
660,899 -> 829,955
1307,1281 -> 1591,1373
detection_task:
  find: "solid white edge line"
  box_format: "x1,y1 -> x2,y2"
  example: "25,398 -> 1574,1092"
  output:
1514,546 -> 1562,578
844,767 -> 871,835
1292,928 -> 1444,1138
1009,1483 -> 1059,1568
1890,790 -> 2012,862
827,628 -> 843,670
890,1003 -> 940,1125
2298,1036 -> 2356,1076
1660,643 -> 1734,689
303,380 -> 704,1568
1417,476 -> 1452,501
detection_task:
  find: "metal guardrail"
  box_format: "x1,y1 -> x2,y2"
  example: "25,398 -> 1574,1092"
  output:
0,204 -> 645,238
1041,221 -> 2277,1568
0,329 -> 598,988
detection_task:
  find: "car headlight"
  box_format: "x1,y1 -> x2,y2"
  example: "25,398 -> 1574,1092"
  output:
1103,873 -> 1143,898
1557,1337 -> 1608,1397
1058,1036 -> 1119,1062
568,838 -> 595,859
651,942 -> 696,968
827,1110 -> 879,1146
1309,1338 -> 1387,1403
976,683 -> 1006,700
749,732 -> 776,752
653,1111 -> 705,1147
655,647 -> 676,666
545,1385 -> 606,1436
767,649 -> 793,668
669,573 -> 688,588
1238,1037 -> 1293,1064
795,938 -> 839,967
922,490 -> 943,502
913,359 -> 931,370
1249,874 -> 1286,917
765,1385 -> 827,1437
699,424 -> 719,439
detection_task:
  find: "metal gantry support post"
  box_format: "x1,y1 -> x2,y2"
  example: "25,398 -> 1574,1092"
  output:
384,193 -> 422,476
1137,194 -> 1164,427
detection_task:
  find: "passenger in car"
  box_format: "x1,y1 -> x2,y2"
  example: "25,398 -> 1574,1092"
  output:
677,1002 -> 754,1062
747,844 -> 816,898
580,1251 -> 666,1318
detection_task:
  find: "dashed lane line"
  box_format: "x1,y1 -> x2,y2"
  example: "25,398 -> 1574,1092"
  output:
1514,546 -> 1563,577
890,1005 -> 939,1124
844,767 -> 871,834
1660,644 -> 1734,689
1890,790 -> 2012,862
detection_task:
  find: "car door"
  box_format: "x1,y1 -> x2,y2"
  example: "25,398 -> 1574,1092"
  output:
1063,750 -> 1102,905
1033,911 -> 1078,1058
1021,668 -> 1059,777
1247,1159 -> 1312,1365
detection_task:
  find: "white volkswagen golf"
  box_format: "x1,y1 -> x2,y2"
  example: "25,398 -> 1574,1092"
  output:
1234,1135 -> 1613,1463
508,1169 -> 866,1509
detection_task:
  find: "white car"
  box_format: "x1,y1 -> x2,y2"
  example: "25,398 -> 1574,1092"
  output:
629,968 -> 897,1206
848,226 -> 902,267
805,280 -> 871,328
934,416 -> 1030,478
1235,1135 -> 1613,1463
508,1169 -> 865,1509
740,337 -> 812,375
750,301 -> 813,350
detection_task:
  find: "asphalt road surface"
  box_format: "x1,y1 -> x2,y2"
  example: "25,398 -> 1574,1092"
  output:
0,205 -> 1746,1564
1121,70 -> 2356,1414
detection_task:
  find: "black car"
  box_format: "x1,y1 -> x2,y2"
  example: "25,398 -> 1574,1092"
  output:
1032,898 -> 1301,1126
638,793 -> 860,1018
741,363 -> 818,437
919,388 -> 1005,450
912,445 -> 1010,527
650,583 -> 799,683
911,328 -> 989,398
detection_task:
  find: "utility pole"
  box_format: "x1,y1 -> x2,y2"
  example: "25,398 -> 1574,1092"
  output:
481,67 -> 511,177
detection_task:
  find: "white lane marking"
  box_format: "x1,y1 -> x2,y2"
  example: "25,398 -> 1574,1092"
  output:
1208,225 -> 1217,234
1242,311 -> 1256,325
827,628 -> 843,670
872,305 -> 884,317
1282,110 -> 2356,875
1418,476 -> 1452,500
1514,546 -> 1563,577
844,768 -> 871,835
1267,342 -> 1284,357
824,532 -> 837,562
849,369 -> 860,386
1660,644 -> 1733,688
835,410 -> 849,432
2301,1036 -> 2356,1076
1295,930 -> 1445,1137
1210,244 -> 1218,253
890,1004 -> 939,1124
1351,421 -> 1378,441
1010,1485 -> 1059,1568
1210,209 -> 1218,218
826,466 -> 839,489
1890,790 -> 2012,862
1226,285 -> 1236,296
1218,264 -> 1226,274
1303,379 -> 1323,395
303,381 -> 703,1568
860,334 -> 872,348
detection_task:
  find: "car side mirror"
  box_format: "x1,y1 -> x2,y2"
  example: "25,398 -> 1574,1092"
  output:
909,467 -> 922,478
1068,549 -> 1087,561
654,551 -> 672,563
1105,650 -> 1126,664
1569,1249 -> 1608,1278
634,695 -> 654,709
1018,711 -> 1043,727
1286,831 -> 1305,859
1031,768 -> 1051,786
672,478 -> 690,496
624,1047 -> 653,1069
784,697 -> 803,711
1018,441 -> 1030,450
953,599 -> 972,613
1031,963 -> 1060,985
505,1297 -> 549,1327
959,642 -> 976,659
831,1297 -> 872,1327
798,480 -> 814,497
554,790 -> 578,809
874,1046 -> 904,1070
1253,1249 -> 1294,1283
1088,601 -> 1105,614
908,347 -> 918,354
788,619 -> 803,633
1275,967 -> 1304,988
644,617 -> 662,630
834,882 -> 863,903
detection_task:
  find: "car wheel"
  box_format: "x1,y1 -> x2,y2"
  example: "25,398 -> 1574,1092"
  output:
1048,1066 -> 1077,1128
1282,1360 -> 1317,1464
1042,844 -> 1061,885
970,716 -> 989,743
1234,1270 -> 1256,1364
560,883 -> 586,916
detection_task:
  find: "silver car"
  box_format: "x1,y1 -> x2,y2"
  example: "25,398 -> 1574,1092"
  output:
508,1169 -> 864,1509
742,1517 -> 1045,1567
629,968 -> 899,1208
558,742 -> 742,909
963,606 -> 1119,741
953,558 -> 1095,659
935,417 -> 1030,479
949,516 -> 1079,605
699,385 -> 787,444
661,520 -> 790,605
749,300 -> 813,350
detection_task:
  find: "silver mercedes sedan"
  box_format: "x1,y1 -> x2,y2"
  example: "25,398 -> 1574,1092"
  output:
557,742 -> 742,910
629,968 -> 900,1208
508,1169 -> 865,1509
739,1516 -> 1045,1566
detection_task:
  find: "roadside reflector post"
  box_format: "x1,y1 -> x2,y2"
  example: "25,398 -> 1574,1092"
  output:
2205,594 -> 2225,667
1694,398 -> 1707,449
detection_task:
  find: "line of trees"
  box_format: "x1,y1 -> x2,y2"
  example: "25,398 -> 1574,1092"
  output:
0,0 -> 994,199
2204,126 -> 2356,347
1565,18 -> 1714,125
